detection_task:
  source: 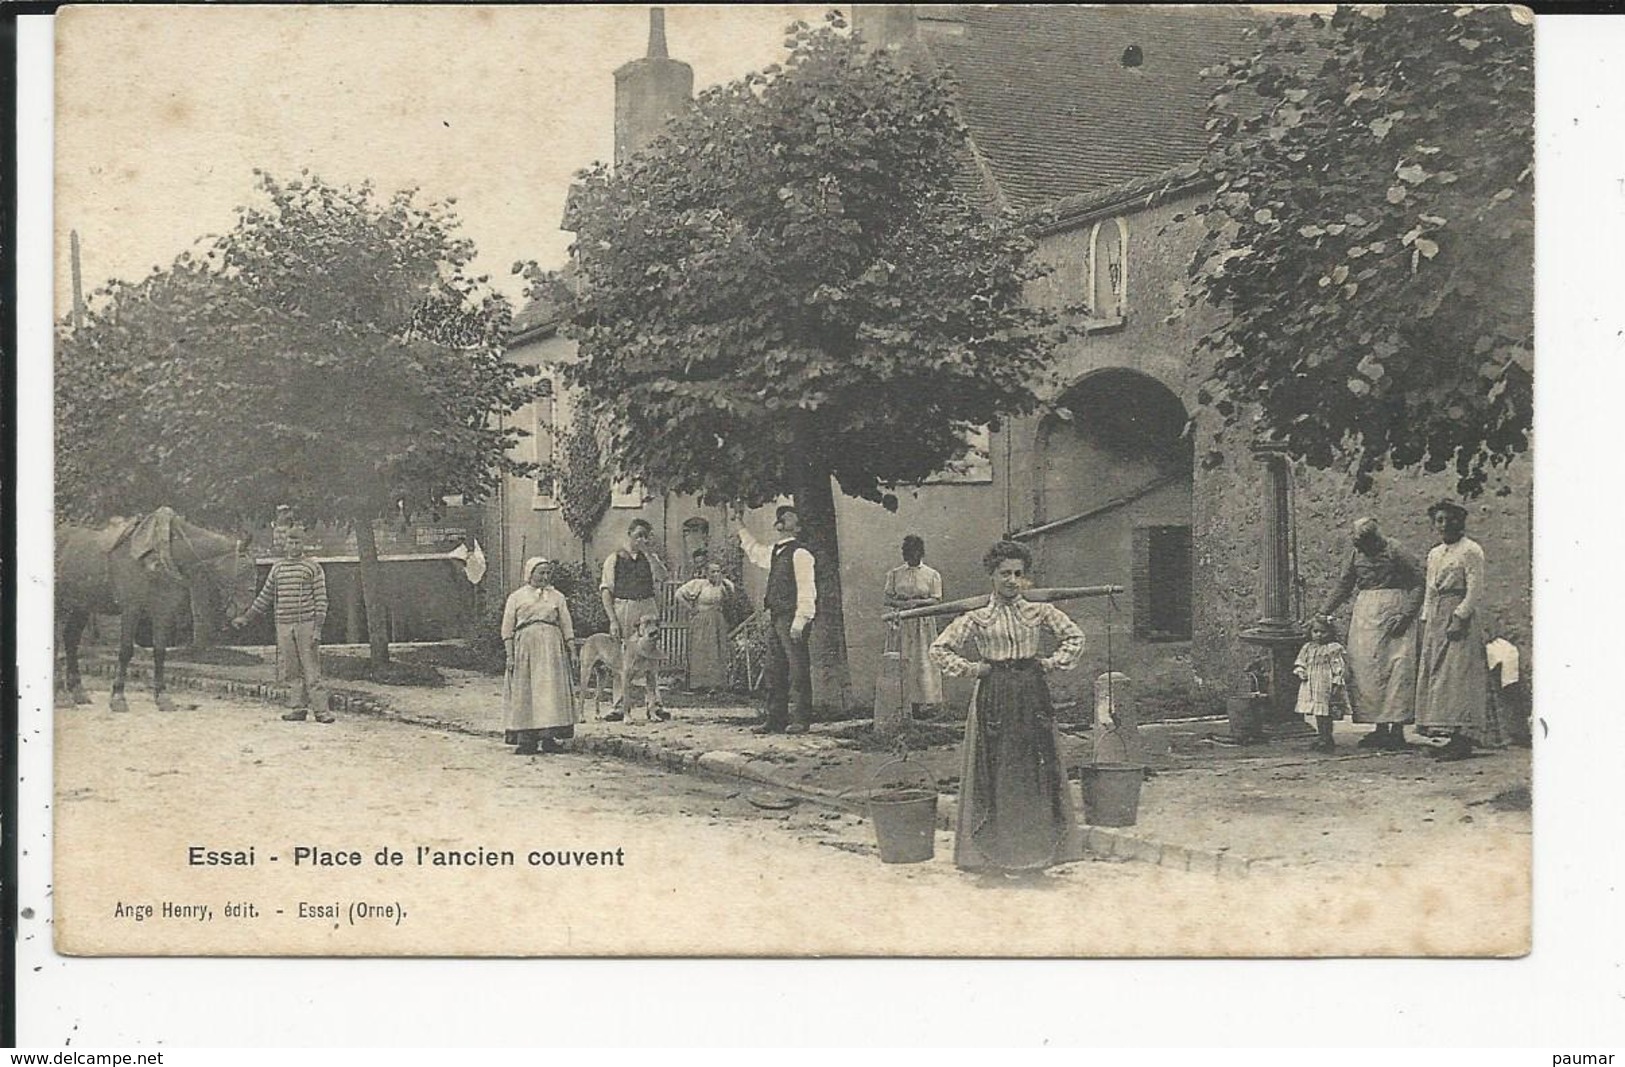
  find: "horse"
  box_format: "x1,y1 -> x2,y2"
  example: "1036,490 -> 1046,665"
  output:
55,507 -> 250,711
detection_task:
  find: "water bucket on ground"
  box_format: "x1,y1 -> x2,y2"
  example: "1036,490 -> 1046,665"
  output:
868,757 -> 938,863
1079,763 -> 1145,827
1226,694 -> 1267,743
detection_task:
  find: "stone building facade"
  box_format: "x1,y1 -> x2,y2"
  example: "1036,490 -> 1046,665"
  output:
494,5 -> 1533,716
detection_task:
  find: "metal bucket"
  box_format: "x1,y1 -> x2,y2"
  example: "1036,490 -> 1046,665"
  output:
869,789 -> 938,863
1079,763 -> 1145,827
868,757 -> 937,863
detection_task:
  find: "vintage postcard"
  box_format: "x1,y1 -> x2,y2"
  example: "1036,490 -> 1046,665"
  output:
47,3 -> 1533,959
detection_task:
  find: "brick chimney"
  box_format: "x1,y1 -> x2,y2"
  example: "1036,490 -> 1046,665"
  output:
613,8 -> 694,167
851,4 -> 917,50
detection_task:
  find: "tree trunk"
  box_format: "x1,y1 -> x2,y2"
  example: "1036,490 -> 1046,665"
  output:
354,515 -> 391,665
793,469 -> 853,718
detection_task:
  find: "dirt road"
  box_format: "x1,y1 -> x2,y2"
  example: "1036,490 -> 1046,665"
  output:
52,684 -> 1526,957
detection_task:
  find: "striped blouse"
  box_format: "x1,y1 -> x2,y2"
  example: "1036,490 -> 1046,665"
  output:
929,597 -> 1086,677
245,558 -> 328,625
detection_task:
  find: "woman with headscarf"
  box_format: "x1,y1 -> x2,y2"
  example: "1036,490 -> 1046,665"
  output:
501,557 -> 576,755
1319,517 -> 1424,750
1414,501 -> 1492,762
930,541 -> 1085,875
883,534 -> 945,719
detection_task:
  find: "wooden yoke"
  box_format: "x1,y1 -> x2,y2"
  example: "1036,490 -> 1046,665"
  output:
883,585 -> 1124,622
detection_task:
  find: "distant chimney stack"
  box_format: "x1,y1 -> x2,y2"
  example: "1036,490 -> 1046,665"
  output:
852,4 -> 917,50
613,7 -> 694,167
647,7 -> 669,59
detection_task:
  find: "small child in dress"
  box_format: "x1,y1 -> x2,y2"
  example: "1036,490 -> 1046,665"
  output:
1295,615 -> 1352,753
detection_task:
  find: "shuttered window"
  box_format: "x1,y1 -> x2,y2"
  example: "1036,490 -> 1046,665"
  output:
1132,525 -> 1192,641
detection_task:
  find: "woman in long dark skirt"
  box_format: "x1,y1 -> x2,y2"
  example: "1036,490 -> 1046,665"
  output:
930,541 -> 1086,873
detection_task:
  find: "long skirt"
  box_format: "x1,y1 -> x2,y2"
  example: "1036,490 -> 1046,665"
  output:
504,621 -> 576,744
899,617 -> 944,707
1347,588 -> 1418,724
1414,591 -> 1491,741
686,607 -> 728,690
954,660 -> 1077,872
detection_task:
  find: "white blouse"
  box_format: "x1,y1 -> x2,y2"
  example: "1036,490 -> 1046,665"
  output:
929,597 -> 1086,677
1421,537 -> 1485,622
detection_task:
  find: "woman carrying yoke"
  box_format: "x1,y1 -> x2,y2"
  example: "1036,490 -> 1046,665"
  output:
930,541 -> 1086,875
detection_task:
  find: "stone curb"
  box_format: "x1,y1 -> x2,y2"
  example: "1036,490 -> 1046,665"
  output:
73,658 -> 395,718
68,657 -> 1257,876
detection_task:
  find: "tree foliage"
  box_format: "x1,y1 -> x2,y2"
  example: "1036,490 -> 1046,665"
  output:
552,14 -> 1060,509
545,15 -> 1064,708
57,172 -> 543,658
555,407 -> 612,564
1186,5 -> 1533,496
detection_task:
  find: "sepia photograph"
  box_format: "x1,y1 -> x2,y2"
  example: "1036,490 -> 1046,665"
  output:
41,3 -> 1535,961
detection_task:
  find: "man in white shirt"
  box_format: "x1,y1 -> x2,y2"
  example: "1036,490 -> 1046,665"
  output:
739,506 -> 817,734
598,518 -> 669,720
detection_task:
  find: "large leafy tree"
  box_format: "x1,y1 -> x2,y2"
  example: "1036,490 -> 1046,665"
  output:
552,15 -> 1063,710
1186,5 -> 1533,496
57,172 -> 543,662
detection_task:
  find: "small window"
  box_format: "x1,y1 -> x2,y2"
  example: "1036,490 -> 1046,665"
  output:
1089,217 -> 1129,320
533,378 -> 558,508
1132,525 -> 1192,641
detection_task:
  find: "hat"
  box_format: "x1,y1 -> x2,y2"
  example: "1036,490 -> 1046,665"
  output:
522,556 -> 550,581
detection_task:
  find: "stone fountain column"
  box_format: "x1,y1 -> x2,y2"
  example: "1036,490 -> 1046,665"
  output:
1239,442 -> 1307,722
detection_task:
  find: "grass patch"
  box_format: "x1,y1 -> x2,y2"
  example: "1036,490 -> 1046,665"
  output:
828,719 -> 962,752
321,655 -> 447,688
394,643 -> 500,675
659,688 -> 757,710
167,646 -> 266,667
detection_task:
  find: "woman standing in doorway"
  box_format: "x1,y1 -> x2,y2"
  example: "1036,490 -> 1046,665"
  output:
930,541 -> 1085,875
501,557 -> 576,755
883,534 -> 945,719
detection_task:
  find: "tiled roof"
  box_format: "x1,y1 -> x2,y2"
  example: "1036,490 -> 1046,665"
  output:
919,5 -> 1264,211
509,297 -> 560,342
1034,160 -> 1207,232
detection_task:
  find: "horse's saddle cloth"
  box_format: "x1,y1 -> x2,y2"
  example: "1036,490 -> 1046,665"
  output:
112,507 -> 180,579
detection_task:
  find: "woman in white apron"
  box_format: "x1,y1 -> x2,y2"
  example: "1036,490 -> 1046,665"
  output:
1319,517 -> 1424,750
501,557 -> 576,755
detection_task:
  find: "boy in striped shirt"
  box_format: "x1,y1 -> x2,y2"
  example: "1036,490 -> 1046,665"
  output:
233,521 -> 332,723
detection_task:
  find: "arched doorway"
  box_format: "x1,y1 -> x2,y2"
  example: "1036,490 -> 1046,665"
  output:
1030,369 -> 1194,642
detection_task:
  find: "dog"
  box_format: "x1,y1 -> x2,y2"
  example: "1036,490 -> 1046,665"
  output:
578,614 -> 666,722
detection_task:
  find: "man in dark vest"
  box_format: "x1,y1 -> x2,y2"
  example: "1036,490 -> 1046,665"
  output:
739,505 -> 817,734
599,517 -> 669,720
